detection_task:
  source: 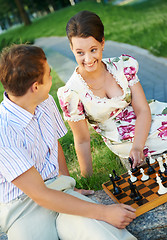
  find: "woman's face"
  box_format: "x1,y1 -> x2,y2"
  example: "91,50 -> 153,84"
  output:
70,36 -> 104,73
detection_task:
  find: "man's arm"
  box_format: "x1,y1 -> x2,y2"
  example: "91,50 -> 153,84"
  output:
12,167 -> 136,229
57,141 -> 70,176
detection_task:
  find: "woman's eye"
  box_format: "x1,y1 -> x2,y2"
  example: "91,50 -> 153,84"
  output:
91,48 -> 97,52
77,51 -> 83,55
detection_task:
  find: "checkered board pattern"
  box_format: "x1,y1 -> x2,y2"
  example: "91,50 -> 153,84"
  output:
102,161 -> 167,216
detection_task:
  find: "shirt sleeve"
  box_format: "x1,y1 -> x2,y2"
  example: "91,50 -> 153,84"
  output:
122,55 -> 140,86
57,86 -> 85,122
0,147 -> 33,182
48,95 -> 68,139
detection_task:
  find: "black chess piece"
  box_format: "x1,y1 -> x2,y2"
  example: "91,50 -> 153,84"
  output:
128,178 -> 136,199
128,178 -> 142,201
109,174 -> 122,195
163,163 -> 167,176
158,170 -> 167,182
113,169 -> 121,181
128,157 -> 138,173
146,157 -> 155,175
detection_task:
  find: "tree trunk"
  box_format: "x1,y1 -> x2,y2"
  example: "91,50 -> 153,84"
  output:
14,0 -> 31,26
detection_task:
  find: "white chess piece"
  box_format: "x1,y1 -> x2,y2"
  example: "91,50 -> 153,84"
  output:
128,170 -> 137,183
147,152 -> 155,164
157,157 -> 165,172
140,168 -> 149,181
156,173 -> 167,195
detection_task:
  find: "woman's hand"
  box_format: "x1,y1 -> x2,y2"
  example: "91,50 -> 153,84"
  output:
129,147 -> 144,168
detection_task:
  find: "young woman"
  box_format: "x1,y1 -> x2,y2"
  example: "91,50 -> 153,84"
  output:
58,11 -> 167,177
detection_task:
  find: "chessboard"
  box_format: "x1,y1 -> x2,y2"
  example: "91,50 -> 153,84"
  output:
102,158 -> 167,217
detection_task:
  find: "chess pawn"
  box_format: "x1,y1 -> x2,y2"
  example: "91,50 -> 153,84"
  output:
128,170 -> 137,183
147,152 -> 155,164
157,157 -> 165,173
109,174 -> 122,195
146,157 -> 155,175
156,173 -> 167,195
140,168 -> 149,181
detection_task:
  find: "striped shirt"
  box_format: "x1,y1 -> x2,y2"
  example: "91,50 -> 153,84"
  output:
0,93 -> 67,203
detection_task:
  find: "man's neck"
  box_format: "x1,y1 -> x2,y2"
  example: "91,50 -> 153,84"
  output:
7,93 -> 37,115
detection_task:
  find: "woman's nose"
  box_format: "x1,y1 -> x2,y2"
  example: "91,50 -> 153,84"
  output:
84,53 -> 93,63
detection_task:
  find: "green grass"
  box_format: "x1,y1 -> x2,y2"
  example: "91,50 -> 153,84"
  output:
0,0 -> 166,190
0,0 -> 167,56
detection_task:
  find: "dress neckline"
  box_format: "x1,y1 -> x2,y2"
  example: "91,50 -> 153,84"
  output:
75,59 -> 125,101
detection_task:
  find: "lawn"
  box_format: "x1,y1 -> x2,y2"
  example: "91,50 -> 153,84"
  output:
0,0 -> 167,56
0,0 -> 166,190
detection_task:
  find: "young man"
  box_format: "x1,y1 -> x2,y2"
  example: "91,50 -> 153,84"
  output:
0,44 -> 136,240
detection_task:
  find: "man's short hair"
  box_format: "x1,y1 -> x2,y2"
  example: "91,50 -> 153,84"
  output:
0,44 -> 47,96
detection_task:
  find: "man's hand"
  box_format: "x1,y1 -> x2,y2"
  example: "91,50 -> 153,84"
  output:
102,204 -> 136,229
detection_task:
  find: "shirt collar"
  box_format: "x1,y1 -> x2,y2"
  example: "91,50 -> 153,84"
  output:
2,92 -> 41,129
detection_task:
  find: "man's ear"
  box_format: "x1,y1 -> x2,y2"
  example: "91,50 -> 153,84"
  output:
31,82 -> 38,93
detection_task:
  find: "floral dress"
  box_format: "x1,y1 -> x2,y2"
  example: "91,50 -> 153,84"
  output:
57,55 -> 167,159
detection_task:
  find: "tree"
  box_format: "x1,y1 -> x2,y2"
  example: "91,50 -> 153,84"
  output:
14,0 -> 31,25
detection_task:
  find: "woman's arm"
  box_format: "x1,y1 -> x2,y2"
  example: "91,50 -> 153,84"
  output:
130,82 -> 151,168
68,119 -> 93,177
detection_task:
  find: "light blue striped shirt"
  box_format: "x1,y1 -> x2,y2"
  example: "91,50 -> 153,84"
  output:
0,93 -> 67,203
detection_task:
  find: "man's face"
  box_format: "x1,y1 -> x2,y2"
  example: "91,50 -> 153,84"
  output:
37,61 -> 52,102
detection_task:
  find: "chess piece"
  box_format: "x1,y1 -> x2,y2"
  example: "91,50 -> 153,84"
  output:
109,174 -> 122,195
158,170 -> 166,182
147,152 -> 155,164
146,157 -> 155,175
140,168 -> 149,181
157,157 -> 165,173
128,170 -> 137,183
128,179 -> 142,201
163,163 -> 167,176
128,157 -> 138,173
156,173 -> 167,195
128,179 -> 136,199
113,169 -> 121,181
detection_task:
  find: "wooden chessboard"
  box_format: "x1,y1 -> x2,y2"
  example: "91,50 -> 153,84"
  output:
102,161 -> 167,217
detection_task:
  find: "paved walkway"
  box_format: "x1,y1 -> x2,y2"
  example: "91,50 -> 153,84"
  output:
35,36 -> 167,102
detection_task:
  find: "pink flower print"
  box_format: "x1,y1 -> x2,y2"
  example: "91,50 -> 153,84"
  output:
59,98 -> 71,117
158,121 -> 167,140
116,109 -> 136,123
117,124 -> 135,141
85,92 -> 92,100
122,54 -> 135,60
110,109 -> 119,118
78,101 -> 84,115
124,67 -> 136,81
93,125 -> 101,133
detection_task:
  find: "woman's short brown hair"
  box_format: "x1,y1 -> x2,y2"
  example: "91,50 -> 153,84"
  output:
0,44 -> 47,96
66,11 -> 104,44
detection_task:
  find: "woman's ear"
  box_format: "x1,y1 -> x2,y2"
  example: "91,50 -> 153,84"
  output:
101,37 -> 105,50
